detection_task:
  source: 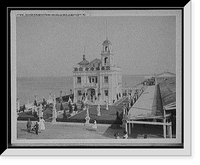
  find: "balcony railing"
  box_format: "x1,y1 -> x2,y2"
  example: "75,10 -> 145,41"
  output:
84,83 -> 98,87
106,66 -> 110,70
74,66 -> 110,72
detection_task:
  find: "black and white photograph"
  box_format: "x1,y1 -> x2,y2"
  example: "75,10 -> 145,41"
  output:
4,3 -> 192,156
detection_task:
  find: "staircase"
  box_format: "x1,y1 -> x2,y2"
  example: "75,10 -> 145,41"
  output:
113,96 -> 128,107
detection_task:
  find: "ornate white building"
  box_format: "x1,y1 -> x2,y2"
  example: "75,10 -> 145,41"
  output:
73,38 -> 122,105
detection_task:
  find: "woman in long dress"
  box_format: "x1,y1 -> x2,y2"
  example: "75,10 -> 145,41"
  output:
39,117 -> 45,131
92,120 -> 97,131
123,131 -> 128,139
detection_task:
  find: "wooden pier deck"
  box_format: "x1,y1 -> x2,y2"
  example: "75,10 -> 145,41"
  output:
128,85 -> 164,120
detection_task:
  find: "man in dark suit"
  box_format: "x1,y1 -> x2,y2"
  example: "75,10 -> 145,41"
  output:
35,121 -> 39,135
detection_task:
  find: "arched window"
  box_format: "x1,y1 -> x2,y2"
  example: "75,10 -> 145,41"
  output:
104,57 -> 108,65
105,46 -> 108,51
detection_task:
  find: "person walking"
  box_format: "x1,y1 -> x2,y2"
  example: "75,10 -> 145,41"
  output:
74,103 -> 78,114
131,99 -> 134,107
68,101 -> 72,113
114,133 -> 120,139
92,120 -> 97,131
26,118 -> 32,133
35,121 -> 39,135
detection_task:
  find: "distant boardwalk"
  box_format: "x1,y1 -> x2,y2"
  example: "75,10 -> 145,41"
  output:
126,84 -> 174,138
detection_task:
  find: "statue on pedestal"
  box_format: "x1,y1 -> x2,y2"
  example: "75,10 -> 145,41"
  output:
52,95 -> 57,124
38,104 -> 43,118
70,104 -> 75,116
85,106 -> 90,126
97,103 -> 101,116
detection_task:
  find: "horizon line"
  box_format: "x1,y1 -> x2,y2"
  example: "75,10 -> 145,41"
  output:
16,72 -> 175,78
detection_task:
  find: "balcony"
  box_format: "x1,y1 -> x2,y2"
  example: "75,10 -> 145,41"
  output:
75,83 -> 83,88
101,50 -> 111,54
84,83 -> 98,88
102,83 -> 109,88
101,66 -> 110,70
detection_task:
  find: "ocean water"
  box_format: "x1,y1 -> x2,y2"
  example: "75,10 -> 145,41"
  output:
17,75 -> 145,105
17,77 -> 73,105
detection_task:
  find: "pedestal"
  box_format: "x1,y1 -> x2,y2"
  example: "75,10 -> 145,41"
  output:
106,102 -> 109,111
83,106 -> 86,111
84,106 -> 90,126
85,115 -> 90,126
52,103 -> 57,124
121,113 -> 128,128
52,117 -> 57,124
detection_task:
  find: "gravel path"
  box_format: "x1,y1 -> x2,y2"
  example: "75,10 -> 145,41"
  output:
17,121 -> 163,140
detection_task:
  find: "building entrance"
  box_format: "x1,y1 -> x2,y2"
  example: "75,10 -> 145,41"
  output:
87,88 -> 96,102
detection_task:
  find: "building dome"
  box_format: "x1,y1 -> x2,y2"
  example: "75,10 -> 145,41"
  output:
78,55 -> 89,66
102,38 -> 112,45
78,60 -> 89,66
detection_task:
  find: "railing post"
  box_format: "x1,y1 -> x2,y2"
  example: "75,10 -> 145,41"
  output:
128,123 -> 131,135
169,122 -> 172,138
125,121 -> 128,134
163,109 -> 167,138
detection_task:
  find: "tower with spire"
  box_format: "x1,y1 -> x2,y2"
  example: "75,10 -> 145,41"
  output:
101,37 -> 114,67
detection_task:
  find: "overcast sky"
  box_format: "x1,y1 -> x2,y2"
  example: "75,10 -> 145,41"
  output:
16,14 -> 176,77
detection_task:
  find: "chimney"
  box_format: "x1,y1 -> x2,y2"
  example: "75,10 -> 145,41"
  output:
83,55 -> 86,60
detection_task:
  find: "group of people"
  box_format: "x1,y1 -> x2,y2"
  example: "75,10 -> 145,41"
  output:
68,101 -> 78,116
26,117 -> 45,135
114,131 -> 128,139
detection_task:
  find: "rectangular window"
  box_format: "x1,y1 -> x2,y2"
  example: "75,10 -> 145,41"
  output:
104,90 -> 108,96
89,76 -> 98,83
92,77 -> 95,83
77,90 -> 82,96
104,76 -> 108,83
77,77 -> 81,84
